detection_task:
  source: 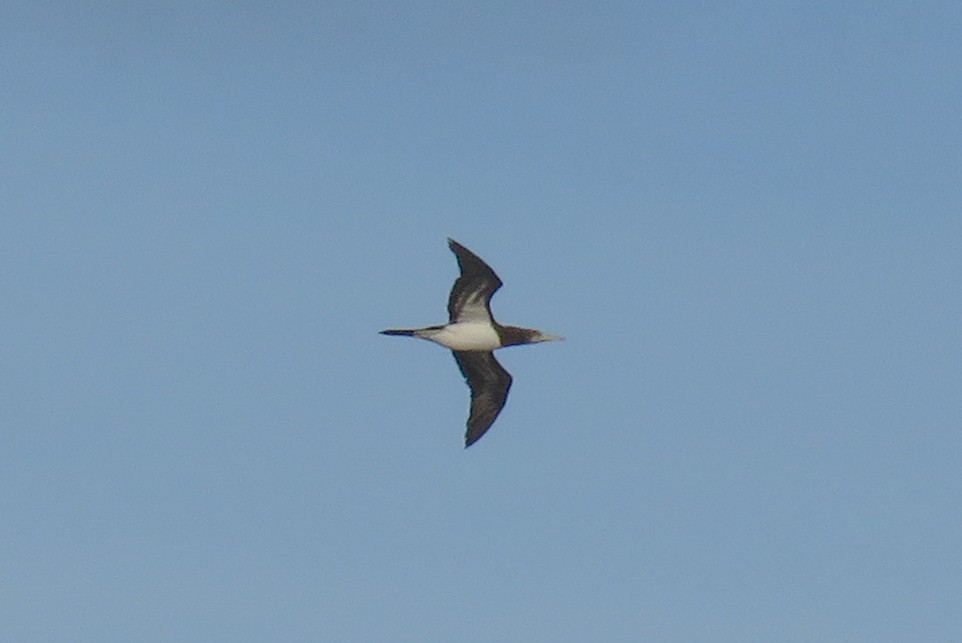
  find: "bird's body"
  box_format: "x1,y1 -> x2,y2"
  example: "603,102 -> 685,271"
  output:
383,322 -> 502,352
381,239 -> 562,447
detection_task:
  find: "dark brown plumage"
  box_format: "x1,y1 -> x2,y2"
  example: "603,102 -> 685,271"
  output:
381,239 -> 562,447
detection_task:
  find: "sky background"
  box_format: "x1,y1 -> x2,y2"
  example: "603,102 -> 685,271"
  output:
3,1 -> 961,641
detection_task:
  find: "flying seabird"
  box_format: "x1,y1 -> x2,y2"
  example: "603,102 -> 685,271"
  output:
381,239 -> 563,447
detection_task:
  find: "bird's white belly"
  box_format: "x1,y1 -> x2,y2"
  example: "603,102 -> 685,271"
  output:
419,322 -> 501,351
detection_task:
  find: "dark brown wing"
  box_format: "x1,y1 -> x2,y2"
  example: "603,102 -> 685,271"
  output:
452,351 -> 513,447
446,239 -> 503,324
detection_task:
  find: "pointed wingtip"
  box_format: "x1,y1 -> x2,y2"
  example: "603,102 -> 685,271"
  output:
464,425 -> 490,448
464,424 -> 483,448
449,237 -> 474,254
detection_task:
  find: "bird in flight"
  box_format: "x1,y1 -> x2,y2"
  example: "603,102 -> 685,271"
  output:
381,239 -> 563,447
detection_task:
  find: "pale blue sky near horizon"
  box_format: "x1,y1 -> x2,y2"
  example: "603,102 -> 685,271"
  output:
3,2 -> 961,641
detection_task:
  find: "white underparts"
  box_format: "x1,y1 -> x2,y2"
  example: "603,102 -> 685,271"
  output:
415,322 -> 501,351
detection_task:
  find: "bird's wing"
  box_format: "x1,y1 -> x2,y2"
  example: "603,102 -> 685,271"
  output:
446,239 -> 503,324
453,351 -> 513,447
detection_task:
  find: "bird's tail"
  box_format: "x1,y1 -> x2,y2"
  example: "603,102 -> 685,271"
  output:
380,329 -> 417,336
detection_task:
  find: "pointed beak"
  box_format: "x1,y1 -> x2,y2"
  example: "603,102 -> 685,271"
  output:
538,332 -> 565,343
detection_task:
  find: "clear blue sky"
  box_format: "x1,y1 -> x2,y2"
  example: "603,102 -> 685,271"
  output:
3,2 -> 961,641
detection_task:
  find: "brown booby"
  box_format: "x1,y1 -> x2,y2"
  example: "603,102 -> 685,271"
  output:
381,239 -> 563,447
